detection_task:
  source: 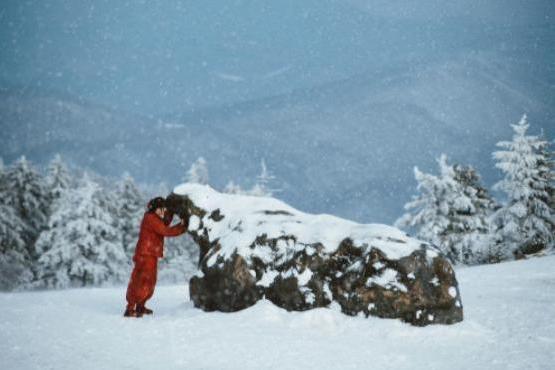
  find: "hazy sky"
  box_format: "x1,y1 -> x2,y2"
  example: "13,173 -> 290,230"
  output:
1,1 -> 553,222
2,0 -> 553,116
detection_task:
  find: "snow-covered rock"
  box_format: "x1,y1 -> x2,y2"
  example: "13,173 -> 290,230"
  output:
167,184 -> 463,326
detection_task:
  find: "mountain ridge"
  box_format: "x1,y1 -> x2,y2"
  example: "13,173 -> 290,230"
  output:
1,52 -> 553,223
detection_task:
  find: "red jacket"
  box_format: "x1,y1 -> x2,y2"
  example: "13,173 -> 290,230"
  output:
133,212 -> 186,259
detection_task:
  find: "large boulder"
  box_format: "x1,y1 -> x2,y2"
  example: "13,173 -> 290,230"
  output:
166,184 -> 463,326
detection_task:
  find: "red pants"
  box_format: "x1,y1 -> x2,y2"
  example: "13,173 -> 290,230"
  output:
126,256 -> 158,309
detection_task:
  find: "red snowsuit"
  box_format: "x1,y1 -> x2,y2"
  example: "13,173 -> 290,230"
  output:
125,211 -> 186,310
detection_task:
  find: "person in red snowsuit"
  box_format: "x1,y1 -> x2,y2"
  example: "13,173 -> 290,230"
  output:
124,197 -> 187,317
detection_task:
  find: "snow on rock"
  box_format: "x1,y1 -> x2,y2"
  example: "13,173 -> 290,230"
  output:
366,268 -> 408,293
167,184 -> 463,326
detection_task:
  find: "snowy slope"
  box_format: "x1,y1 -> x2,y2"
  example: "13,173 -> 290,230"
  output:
1,256 -> 554,370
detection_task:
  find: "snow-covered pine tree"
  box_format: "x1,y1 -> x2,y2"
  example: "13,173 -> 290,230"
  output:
549,147 -> 555,211
0,161 -> 33,290
395,157 -> 452,254
248,159 -> 279,197
89,173 -> 132,279
224,180 -> 244,194
0,159 -> 4,192
395,155 -> 494,264
158,235 -> 198,283
45,154 -> 72,204
491,115 -> 555,258
35,174 -> 127,288
450,164 -> 496,264
0,203 -> 32,290
115,173 -> 145,260
185,157 -> 209,185
27,155 -> 74,288
0,158 -> 5,199
538,136 -> 555,251
0,156 -> 49,263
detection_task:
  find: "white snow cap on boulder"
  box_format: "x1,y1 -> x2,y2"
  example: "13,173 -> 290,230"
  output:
173,183 -> 436,263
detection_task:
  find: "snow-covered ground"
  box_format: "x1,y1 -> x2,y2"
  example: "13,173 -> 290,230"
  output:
1,256 -> 554,370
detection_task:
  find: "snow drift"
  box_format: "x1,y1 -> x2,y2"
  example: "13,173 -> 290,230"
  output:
167,184 -> 463,326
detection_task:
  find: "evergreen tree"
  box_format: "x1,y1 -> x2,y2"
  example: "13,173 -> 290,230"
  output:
491,115 -> 555,258
395,157 -> 452,254
0,157 -> 5,194
0,159 -> 33,290
450,164 -> 496,264
1,156 -> 49,249
249,159 -> 279,197
159,235 -> 198,283
185,157 -> 209,185
224,180 -> 244,195
539,138 -> 555,251
35,174 -> 127,288
0,203 -> 32,290
45,154 -> 72,204
396,155 -> 494,264
539,141 -> 555,232
115,173 -> 145,260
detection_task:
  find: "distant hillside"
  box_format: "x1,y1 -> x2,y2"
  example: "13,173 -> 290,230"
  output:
1,52 -> 554,223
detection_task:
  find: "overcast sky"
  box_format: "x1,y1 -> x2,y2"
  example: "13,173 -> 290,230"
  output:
1,0 -> 553,116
